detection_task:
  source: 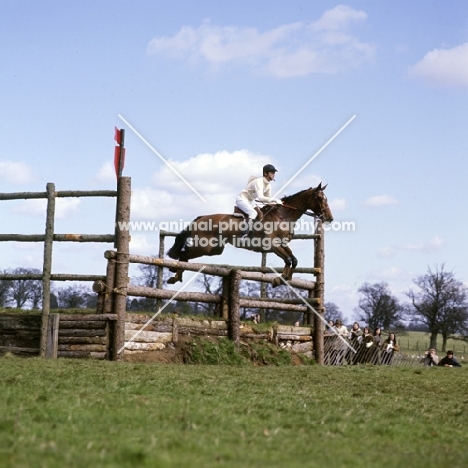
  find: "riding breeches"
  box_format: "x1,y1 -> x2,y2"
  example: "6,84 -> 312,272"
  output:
235,195 -> 258,219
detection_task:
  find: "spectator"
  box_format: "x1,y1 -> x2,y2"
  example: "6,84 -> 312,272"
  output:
325,319 -> 335,332
370,327 -> 383,364
438,350 -> 462,367
348,322 -> 363,344
333,319 -> 348,365
420,348 -> 439,367
358,326 -> 374,364
381,332 -> 400,365
347,321 -> 363,364
324,320 -> 335,364
373,327 -> 383,347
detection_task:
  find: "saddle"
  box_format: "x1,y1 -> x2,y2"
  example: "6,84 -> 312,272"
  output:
233,206 -> 264,221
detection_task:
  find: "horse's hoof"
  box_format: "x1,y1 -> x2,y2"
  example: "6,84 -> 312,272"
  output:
167,277 -> 177,284
272,277 -> 282,288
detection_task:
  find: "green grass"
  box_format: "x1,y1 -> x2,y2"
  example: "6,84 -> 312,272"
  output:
1,356 -> 467,468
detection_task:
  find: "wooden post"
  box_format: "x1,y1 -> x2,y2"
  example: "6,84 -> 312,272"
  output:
95,292 -> 105,314
112,177 -> 131,360
172,316 -> 179,343
45,313 -> 60,358
103,256 -> 117,314
228,269 -> 241,344
221,275 -> 230,320
157,231 -> 165,312
260,252 -> 267,321
313,219 -> 325,365
114,129 -> 126,248
40,183 -> 56,357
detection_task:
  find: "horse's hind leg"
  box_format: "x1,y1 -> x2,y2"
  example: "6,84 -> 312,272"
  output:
167,269 -> 183,284
167,251 -> 190,284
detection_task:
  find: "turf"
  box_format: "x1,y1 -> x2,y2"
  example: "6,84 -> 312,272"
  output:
1,356 -> 467,468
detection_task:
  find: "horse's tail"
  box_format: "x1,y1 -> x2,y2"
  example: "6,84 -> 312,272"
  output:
167,227 -> 191,260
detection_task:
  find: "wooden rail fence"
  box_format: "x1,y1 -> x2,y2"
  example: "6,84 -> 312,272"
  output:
92,218 -> 326,362
0,176 -> 131,357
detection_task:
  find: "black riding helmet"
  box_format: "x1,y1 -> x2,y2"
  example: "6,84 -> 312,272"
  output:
263,164 -> 278,174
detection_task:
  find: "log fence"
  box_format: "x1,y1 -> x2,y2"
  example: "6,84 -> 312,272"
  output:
92,218 -> 326,361
0,175 -> 130,358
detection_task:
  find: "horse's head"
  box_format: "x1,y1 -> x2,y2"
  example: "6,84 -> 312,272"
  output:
308,183 -> 333,222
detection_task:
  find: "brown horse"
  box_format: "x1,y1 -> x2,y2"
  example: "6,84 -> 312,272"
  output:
167,183 -> 333,284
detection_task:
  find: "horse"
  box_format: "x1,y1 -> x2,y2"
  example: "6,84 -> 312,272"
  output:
166,183 -> 333,284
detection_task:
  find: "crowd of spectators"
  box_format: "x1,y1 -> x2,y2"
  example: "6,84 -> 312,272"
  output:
323,321 -> 463,367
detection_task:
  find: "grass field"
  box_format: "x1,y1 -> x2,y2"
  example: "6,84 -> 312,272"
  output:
1,355 -> 467,468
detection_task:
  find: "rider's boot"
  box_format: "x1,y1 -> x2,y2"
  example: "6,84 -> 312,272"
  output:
241,218 -> 255,238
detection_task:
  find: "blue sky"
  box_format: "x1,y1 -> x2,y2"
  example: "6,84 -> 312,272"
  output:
1,1 -> 468,320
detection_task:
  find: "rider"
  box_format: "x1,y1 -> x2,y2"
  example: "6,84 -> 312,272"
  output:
235,164 -> 283,237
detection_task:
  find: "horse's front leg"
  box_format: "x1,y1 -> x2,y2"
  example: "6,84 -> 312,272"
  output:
269,244 -> 294,287
283,246 -> 298,280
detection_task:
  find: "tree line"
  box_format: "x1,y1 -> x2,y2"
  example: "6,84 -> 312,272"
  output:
351,264 -> 468,352
134,263 -> 468,351
0,268 -> 98,310
2,263 -> 467,352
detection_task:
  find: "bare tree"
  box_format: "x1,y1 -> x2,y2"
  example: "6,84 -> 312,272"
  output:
136,263 -> 159,288
56,284 -> 90,309
0,273 -> 10,307
239,280 -> 261,320
28,269 -> 43,309
133,262 -> 170,312
7,268 -> 34,308
355,282 -> 405,332
196,275 -> 222,316
407,264 -> 468,351
324,302 -> 344,324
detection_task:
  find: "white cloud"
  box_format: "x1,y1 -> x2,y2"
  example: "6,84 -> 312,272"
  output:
378,266 -> 410,281
147,6 -> 374,77
378,235 -> 444,259
150,149 -> 273,205
364,195 -> 398,208
329,198 -> 347,211
131,188 -> 178,221
95,161 -> 116,183
408,42 -> 468,88
401,235 -> 444,253
55,199 -> 81,219
311,4 -> 367,32
12,198 -> 81,219
128,233 -> 159,255
0,160 -> 34,185
377,246 -> 394,258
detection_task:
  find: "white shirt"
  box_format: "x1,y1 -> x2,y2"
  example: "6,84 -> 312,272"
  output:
238,175 -> 276,203
335,325 -> 348,336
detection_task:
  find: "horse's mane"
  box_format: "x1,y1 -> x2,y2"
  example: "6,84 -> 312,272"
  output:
280,188 -> 311,204
259,188 -> 313,214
